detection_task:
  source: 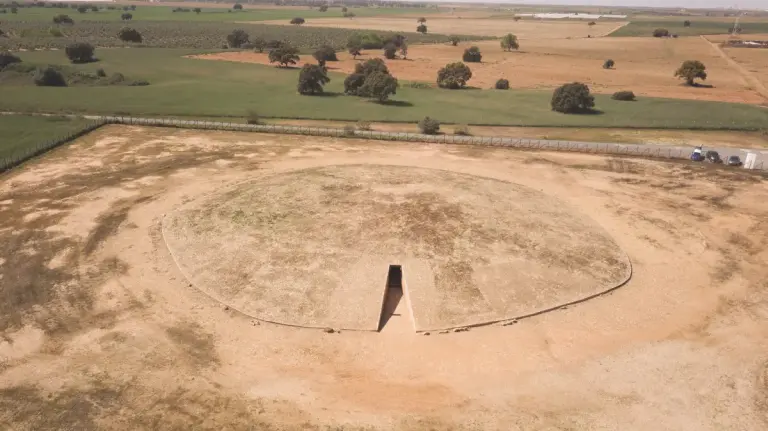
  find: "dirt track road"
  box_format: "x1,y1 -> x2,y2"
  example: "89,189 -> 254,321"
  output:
702,35 -> 768,102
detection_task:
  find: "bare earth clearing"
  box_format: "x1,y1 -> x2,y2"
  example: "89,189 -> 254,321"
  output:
196,36 -> 763,103
1,126 -> 767,430
253,17 -> 624,38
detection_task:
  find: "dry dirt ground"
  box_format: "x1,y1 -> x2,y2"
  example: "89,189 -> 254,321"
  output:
272,119 -> 768,148
195,36 -> 763,103
252,16 -> 625,38
1,125 -> 768,430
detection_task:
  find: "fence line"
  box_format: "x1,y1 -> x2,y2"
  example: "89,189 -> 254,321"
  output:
3,116 -> 766,173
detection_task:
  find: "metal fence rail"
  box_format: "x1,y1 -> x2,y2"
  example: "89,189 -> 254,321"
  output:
4,116 -> 766,173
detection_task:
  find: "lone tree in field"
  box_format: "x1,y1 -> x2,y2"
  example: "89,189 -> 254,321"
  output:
297,64 -> 330,95
449,35 -> 460,46
65,42 -> 95,63
437,62 -> 472,89
383,43 -> 397,59
347,37 -> 362,59
34,66 -> 67,87
551,82 -> 595,113
313,45 -> 338,64
357,71 -> 399,102
683,20 -> 691,27
77,5 -> 87,13
121,12 -> 132,21
226,29 -> 249,48
233,3 -> 243,10
341,6 -> 348,13
500,33 -> 519,51
290,17 -> 305,25
194,7 -> 201,14
252,36 -> 266,52
675,60 -> 707,86
417,24 -> 427,34
603,59 -> 615,69
588,21 -> 596,26
418,116 -> 440,135
653,28 -> 670,37
269,45 -> 300,67
462,46 -> 482,63
417,17 -> 426,24
319,5 -> 328,12
400,42 -> 408,60
118,27 -> 142,43
495,78 -> 509,89
0,51 -> 21,69
344,58 -> 391,95
10,6 -> 17,13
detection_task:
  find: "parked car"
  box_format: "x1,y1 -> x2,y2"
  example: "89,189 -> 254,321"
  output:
705,150 -> 722,163
726,155 -> 742,167
690,147 -> 704,161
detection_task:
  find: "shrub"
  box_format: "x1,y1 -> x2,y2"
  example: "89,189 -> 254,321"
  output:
77,5 -> 87,13
343,12 -> 355,18
194,7 -> 201,14
108,72 -> 125,84
265,39 -> 283,50
90,6 -> 97,12
246,110 -> 261,124
313,45 -> 337,63
356,120 -> 371,131
551,82 -> 595,113
268,45 -> 300,67
418,116 -> 440,135
319,5 -> 328,12
652,28 -> 670,37
343,124 -> 356,136
453,125 -> 471,136
227,29 -> 249,48
603,59 -> 615,69
290,17 -> 305,25
341,7 -> 348,13
462,46 -> 482,63
417,24 -> 427,34
495,78 -> 509,89
118,27 -> 142,43
121,12 -> 132,21
588,21 -> 596,26
10,6 -> 16,13
674,60 -> 707,85
65,42 -> 95,63
251,37 -> 266,53
500,34 -> 519,51
683,20 -> 691,27
437,62 -> 472,89
612,91 -> 636,101
357,71 -> 398,102
0,51 -> 21,69
129,80 -> 150,86
357,32 -> 383,49
383,43 -> 397,59
96,68 -> 106,77
405,81 -> 431,89
355,58 -> 389,76
233,3 -> 243,10
449,35 -> 460,46
298,64 -> 331,95
48,27 -> 63,37
53,14 -> 74,24
34,66 -> 66,86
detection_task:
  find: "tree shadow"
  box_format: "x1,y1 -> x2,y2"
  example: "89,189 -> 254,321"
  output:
311,91 -> 343,98
691,83 -> 714,88
559,108 -> 604,115
376,99 -> 413,107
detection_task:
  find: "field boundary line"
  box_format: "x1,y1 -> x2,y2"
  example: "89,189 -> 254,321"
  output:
701,35 -> 768,103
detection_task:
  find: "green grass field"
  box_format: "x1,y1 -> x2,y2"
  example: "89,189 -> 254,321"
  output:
2,48 -> 767,130
0,115 -> 92,162
611,19 -> 768,37
0,5 -> 431,23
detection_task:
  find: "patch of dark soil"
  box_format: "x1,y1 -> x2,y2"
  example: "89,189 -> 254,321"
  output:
165,321 -> 220,368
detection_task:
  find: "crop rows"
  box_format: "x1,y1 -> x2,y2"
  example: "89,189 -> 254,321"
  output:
0,21 -> 491,51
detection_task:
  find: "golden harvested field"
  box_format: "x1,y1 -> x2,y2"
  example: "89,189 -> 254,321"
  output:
252,17 -> 626,38
1,126 -> 767,430
722,46 -> 768,95
196,36 -> 764,104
